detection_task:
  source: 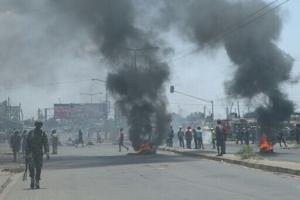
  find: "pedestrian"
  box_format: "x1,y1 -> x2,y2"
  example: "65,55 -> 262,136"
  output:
118,128 -> 129,152
196,127 -> 204,149
278,129 -> 287,148
211,128 -> 216,149
10,130 -> 21,162
167,126 -> 175,147
244,127 -> 251,145
192,128 -> 198,149
215,120 -> 225,156
251,127 -> 256,144
26,121 -> 49,189
51,129 -> 59,154
77,129 -> 84,147
185,127 -> 193,149
296,124 -> 300,145
177,127 -> 185,148
97,131 -> 102,143
21,130 -> 28,157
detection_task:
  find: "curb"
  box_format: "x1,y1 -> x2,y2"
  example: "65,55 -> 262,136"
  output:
158,147 -> 300,176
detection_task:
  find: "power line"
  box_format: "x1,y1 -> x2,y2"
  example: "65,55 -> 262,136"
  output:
168,0 -> 290,63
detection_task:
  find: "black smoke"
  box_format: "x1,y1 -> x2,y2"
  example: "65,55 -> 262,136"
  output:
159,0 -> 295,137
51,0 -> 171,149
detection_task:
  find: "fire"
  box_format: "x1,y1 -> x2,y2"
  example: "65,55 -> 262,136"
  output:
137,143 -> 156,154
259,134 -> 273,153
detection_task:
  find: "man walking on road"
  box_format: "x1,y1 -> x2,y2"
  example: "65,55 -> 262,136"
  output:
118,128 -> 129,152
10,130 -> 21,162
177,127 -> 185,148
26,121 -> 49,189
216,120 -> 225,156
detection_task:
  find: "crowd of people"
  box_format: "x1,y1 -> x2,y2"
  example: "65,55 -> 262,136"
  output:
166,120 -> 227,156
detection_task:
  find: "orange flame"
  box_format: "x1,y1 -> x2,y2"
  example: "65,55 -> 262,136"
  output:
260,134 -> 273,152
137,143 -> 156,154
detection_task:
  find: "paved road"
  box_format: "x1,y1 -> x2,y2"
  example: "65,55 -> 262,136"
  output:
2,144 -> 300,200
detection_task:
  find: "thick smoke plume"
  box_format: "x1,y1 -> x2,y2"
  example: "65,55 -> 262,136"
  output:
51,0 -> 171,150
160,0 -> 294,136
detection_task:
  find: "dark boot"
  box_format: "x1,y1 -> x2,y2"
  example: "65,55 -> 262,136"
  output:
35,180 -> 40,189
30,178 -> 34,189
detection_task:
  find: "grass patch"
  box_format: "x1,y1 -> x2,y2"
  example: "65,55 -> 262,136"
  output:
236,145 -> 257,160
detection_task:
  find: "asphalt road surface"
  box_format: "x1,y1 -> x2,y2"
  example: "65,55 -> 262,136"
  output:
2,144 -> 300,200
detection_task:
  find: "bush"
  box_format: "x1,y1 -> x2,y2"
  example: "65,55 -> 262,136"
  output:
236,145 -> 256,160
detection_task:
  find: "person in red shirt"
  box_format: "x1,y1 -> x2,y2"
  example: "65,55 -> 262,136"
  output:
118,128 -> 129,152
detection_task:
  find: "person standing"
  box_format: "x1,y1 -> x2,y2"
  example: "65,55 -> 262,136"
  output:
97,131 -> 102,143
211,128 -> 216,149
196,127 -> 204,149
192,128 -> 198,149
185,127 -> 193,149
26,121 -> 49,189
177,127 -> 185,148
21,130 -> 28,157
296,124 -> 300,145
244,127 -> 251,145
278,129 -> 288,148
167,126 -> 175,147
10,131 -> 21,162
216,120 -> 225,156
118,128 -> 129,152
77,129 -> 84,147
51,129 -> 59,154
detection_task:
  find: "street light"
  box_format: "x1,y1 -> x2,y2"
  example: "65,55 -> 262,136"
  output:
170,85 -> 215,120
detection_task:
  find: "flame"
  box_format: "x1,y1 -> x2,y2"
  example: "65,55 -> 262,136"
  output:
259,134 -> 273,152
137,143 -> 156,154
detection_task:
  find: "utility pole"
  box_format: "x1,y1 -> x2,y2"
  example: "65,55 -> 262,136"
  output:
123,47 -> 159,68
80,92 -> 102,104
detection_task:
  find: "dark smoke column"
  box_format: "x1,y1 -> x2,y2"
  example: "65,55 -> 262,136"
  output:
161,0 -> 295,138
107,62 -> 170,150
50,0 -> 171,150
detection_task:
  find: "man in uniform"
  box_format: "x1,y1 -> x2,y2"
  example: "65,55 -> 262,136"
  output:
10,130 -> 21,162
26,121 -> 49,189
177,127 -> 185,148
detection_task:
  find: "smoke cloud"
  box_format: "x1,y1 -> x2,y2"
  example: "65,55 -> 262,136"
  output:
159,0 -> 295,135
50,0 -> 171,150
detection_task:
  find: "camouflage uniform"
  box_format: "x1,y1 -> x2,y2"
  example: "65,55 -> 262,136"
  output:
26,124 -> 49,189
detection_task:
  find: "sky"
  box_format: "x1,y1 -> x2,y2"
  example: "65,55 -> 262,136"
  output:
0,0 -> 299,119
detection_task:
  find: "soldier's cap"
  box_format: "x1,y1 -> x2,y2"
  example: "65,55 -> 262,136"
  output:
34,121 -> 43,127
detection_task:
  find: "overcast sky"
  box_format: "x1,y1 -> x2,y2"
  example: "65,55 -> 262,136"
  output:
0,0 -> 299,119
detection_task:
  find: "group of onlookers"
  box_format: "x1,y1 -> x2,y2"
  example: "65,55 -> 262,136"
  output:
166,120 -> 229,156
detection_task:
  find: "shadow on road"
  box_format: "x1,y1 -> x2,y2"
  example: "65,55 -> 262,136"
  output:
44,153 -> 198,170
